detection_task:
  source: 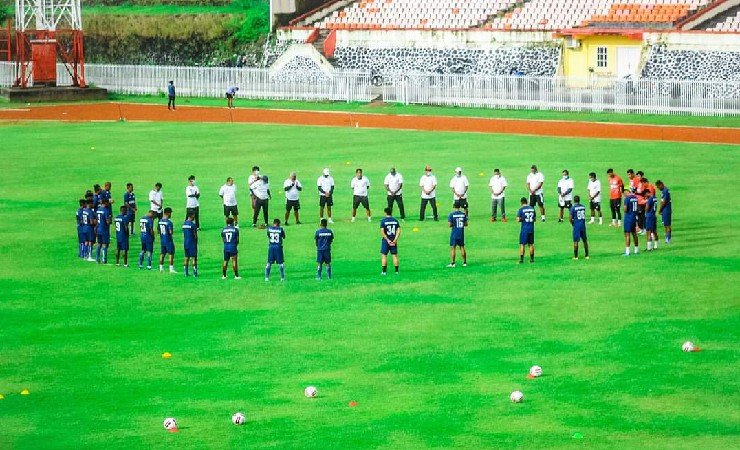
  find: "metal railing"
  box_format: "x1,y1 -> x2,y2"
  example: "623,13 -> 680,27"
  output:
2,62 -> 739,116
382,74 -> 740,116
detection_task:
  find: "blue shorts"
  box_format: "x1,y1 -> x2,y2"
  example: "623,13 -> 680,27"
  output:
644,214 -> 657,232
519,231 -> 534,245
572,227 -> 587,243
141,238 -> 154,253
77,228 -> 85,244
624,217 -> 636,233
82,227 -> 94,242
381,240 -> 398,255
450,234 -> 465,247
96,233 -> 110,245
117,240 -> 129,251
161,242 -> 175,255
223,250 -> 238,261
317,249 -> 331,264
184,245 -> 197,258
267,246 -> 284,264
662,208 -> 672,226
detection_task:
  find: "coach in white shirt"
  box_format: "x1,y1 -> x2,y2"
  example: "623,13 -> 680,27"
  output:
247,165 -> 261,211
284,171 -> 302,225
419,165 -> 438,221
488,168 -> 508,222
149,182 -> 163,220
185,175 -> 201,229
557,169 -> 575,222
384,167 -> 405,220
350,168 -> 371,222
449,167 -> 469,216
219,177 -> 238,226
317,168 -> 335,223
526,165 -> 546,221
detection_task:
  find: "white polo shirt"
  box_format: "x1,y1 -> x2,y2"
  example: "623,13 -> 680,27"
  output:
526,172 -> 544,195
557,177 -> 575,202
449,175 -> 469,200
185,185 -> 200,208
253,180 -> 269,200
384,173 -> 404,195
489,175 -> 507,199
247,174 -> 260,195
419,174 -> 437,199
351,176 -> 370,197
149,189 -> 163,213
317,175 -> 334,195
587,179 -> 602,203
284,178 -> 302,201
219,184 -> 237,206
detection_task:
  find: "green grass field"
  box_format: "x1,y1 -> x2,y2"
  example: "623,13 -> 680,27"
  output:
0,120 -> 738,449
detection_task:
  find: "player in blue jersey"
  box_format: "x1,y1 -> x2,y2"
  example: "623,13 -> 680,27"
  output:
517,197 -> 535,264
76,199 -> 86,258
124,183 -> 137,235
138,210 -> 155,269
265,218 -> 287,281
644,186 -> 658,251
655,180 -> 672,244
81,200 -> 96,261
158,207 -> 176,273
380,207 -> 401,275
114,206 -> 130,267
95,199 -> 112,264
221,217 -> 240,279
623,190 -> 640,256
92,184 -> 102,210
569,195 -> 589,260
315,218 -> 334,280
182,212 -> 198,277
447,200 -> 468,267
101,182 -> 114,216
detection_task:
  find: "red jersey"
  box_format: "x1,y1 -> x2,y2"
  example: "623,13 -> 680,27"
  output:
609,175 -> 624,200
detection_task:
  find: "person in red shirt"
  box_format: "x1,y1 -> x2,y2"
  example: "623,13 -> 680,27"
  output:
634,170 -> 647,233
607,168 -> 624,227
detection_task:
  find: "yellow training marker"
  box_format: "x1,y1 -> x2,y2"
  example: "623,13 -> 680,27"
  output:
0,394 -> 5,399
162,352 -> 172,359
20,389 -> 30,395
412,227 -> 420,232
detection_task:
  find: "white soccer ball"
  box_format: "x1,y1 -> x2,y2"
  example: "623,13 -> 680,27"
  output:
304,386 -> 318,398
231,412 -> 246,425
510,390 -> 524,403
163,417 -> 177,430
682,341 -> 695,352
529,365 -> 543,377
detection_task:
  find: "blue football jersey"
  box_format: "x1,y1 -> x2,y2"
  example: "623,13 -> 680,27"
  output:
315,228 -> 334,251
571,204 -> 587,227
139,216 -> 154,240
114,214 -> 129,242
661,188 -> 671,207
646,196 -> 657,216
76,207 -> 84,228
448,210 -> 467,238
95,206 -> 111,234
222,226 -> 239,252
380,216 -> 400,240
124,192 -> 136,214
267,226 -> 286,247
159,218 -> 174,245
517,205 -> 536,233
80,207 -> 94,228
182,220 -> 197,247
624,195 -> 639,217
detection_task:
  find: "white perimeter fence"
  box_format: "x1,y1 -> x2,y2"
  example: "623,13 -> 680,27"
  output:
1,62 -> 738,116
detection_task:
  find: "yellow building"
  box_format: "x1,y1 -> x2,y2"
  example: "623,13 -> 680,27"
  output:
558,30 -> 645,81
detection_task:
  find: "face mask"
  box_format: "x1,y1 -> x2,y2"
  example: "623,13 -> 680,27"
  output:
426,171 -> 431,176
255,171 -> 260,175
563,176 -> 568,180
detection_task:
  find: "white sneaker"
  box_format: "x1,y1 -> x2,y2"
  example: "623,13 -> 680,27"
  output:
462,263 -> 467,267
235,276 -> 242,280
599,218 -> 603,225
367,217 -> 372,222
589,218 -> 595,224
351,217 -> 356,223
86,257 -> 95,262
169,269 -> 177,274
328,218 -> 334,224
221,275 -> 227,279
265,277 -> 269,282
447,263 -> 456,268
381,272 -> 387,276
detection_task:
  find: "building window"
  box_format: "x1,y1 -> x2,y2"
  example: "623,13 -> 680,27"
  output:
596,46 -> 608,68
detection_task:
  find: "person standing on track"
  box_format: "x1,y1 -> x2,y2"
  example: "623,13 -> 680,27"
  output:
226,86 -> 239,108
167,80 -> 176,110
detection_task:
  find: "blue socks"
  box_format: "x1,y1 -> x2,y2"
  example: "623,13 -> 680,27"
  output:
279,264 -> 285,280
327,265 -> 332,279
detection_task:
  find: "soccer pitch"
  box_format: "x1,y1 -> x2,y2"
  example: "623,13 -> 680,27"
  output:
0,120 -> 738,449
